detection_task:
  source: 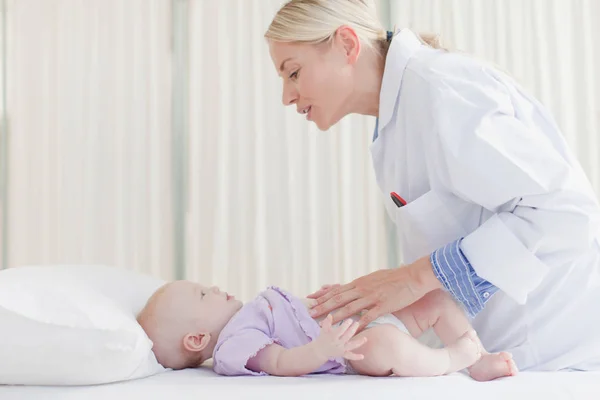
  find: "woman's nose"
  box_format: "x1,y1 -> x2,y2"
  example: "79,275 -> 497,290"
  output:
282,84 -> 298,106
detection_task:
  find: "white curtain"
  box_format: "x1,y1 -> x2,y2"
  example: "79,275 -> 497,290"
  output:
389,0 -> 600,195
3,0 -> 392,301
7,0 -> 596,303
0,0 -> 7,269
184,0 -> 390,300
5,0 -> 174,278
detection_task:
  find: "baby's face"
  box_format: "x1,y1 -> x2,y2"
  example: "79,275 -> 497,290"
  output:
138,280 -> 243,369
170,281 -> 243,334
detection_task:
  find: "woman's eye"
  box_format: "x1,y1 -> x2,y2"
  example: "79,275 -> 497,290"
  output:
289,70 -> 299,80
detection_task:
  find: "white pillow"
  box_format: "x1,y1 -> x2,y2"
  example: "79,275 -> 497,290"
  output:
0,264 -> 167,386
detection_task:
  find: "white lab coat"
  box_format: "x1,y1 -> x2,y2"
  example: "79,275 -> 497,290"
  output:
372,29 -> 600,371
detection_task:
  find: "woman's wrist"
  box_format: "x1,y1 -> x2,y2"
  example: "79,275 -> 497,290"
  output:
405,255 -> 443,297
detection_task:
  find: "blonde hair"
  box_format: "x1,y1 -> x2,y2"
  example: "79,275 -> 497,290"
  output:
265,0 -> 448,56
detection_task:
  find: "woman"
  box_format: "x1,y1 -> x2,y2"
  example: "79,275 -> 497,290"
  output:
264,0 -> 600,372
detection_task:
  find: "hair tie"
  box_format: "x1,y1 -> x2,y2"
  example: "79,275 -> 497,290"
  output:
386,30 -> 393,42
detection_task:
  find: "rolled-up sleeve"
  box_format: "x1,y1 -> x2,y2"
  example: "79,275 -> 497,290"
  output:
427,64 -> 600,305
431,239 -> 499,318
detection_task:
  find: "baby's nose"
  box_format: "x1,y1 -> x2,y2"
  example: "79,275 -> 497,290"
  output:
210,286 -> 220,294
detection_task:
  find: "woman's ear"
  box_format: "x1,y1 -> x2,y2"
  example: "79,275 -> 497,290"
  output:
335,25 -> 361,64
182,332 -> 211,353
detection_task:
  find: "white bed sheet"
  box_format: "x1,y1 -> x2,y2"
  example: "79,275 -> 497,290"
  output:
1,367 -> 599,400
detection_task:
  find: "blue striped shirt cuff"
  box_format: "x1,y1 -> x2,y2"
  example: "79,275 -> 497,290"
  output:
430,239 -> 499,318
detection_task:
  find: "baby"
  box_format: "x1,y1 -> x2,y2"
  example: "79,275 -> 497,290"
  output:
137,281 -> 518,381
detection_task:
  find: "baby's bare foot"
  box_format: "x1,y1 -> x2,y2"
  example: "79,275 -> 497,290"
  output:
468,352 -> 519,381
446,330 -> 482,373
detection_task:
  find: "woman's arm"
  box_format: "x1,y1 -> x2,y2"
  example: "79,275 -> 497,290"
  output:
430,239 -> 499,318
426,67 -> 600,305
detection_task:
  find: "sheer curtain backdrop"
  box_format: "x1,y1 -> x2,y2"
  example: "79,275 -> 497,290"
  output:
4,0 -> 174,278
3,0 -> 391,301
1,0 -> 7,270
183,0 -> 390,300
389,0 -> 600,194
2,1 -> 598,303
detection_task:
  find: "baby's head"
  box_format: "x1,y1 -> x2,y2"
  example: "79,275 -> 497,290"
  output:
137,280 -> 242,370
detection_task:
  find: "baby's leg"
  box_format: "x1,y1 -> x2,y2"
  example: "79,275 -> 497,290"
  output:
393,289 -> 518,381
347,324 -> 481,377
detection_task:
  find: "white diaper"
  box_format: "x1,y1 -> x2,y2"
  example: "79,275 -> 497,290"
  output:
342,313 -> 410,375
300,298 -> 411,375
363,313 -> 410,334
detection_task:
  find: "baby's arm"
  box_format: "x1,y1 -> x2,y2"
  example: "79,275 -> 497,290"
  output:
246,341 -> 328,376
247,315 -> 367,377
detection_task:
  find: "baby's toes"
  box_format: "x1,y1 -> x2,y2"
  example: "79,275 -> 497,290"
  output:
507,359 -> 519,376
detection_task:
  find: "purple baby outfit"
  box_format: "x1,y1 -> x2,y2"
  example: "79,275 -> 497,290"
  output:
212,286 -> 346,376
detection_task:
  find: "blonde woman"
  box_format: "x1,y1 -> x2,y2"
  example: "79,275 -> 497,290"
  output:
265,0 -> 600,373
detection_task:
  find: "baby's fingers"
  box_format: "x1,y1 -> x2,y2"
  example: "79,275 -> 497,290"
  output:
320,314 -> 333,331
331,318 -> 353,337
339,321 -> 360,343
343,351 -> 365,361
345,336 -> 368,352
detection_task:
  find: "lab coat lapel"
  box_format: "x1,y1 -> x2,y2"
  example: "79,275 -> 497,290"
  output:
371,29 -> 427,215
376,29 -> 425,133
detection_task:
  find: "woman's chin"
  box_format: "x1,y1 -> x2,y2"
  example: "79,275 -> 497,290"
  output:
314,112 -> 348,132
314,122 -> 329,131
312,116 -> 333,132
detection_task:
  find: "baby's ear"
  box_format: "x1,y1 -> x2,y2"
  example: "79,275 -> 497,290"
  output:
183,332 -> 211,353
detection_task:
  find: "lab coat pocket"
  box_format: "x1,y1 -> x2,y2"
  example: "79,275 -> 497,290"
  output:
395,189 -> 468,261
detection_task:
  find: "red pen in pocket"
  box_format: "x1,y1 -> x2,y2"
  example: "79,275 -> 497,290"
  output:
390,192 -> 407,208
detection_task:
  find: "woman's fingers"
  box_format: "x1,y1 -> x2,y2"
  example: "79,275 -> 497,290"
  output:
309,288 -> 360,319
356,306 -> 384,332
307,284 -> 340,299
323,296 -> 378,325
310,266 -> 425,330
313,283 -> 353,305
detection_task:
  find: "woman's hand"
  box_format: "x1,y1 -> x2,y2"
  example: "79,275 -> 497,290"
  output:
308,256 -> 442,331
307,284 -> 341,299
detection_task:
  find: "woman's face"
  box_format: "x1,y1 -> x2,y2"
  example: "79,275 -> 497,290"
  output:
268,32 -> 358,131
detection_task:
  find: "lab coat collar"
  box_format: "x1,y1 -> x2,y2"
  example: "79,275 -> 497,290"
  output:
377,29 -> 425,133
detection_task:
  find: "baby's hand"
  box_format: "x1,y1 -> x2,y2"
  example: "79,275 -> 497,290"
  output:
313,314 -> 367,361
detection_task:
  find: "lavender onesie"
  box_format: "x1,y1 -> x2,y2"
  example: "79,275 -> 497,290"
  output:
212,286 -> 347,376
